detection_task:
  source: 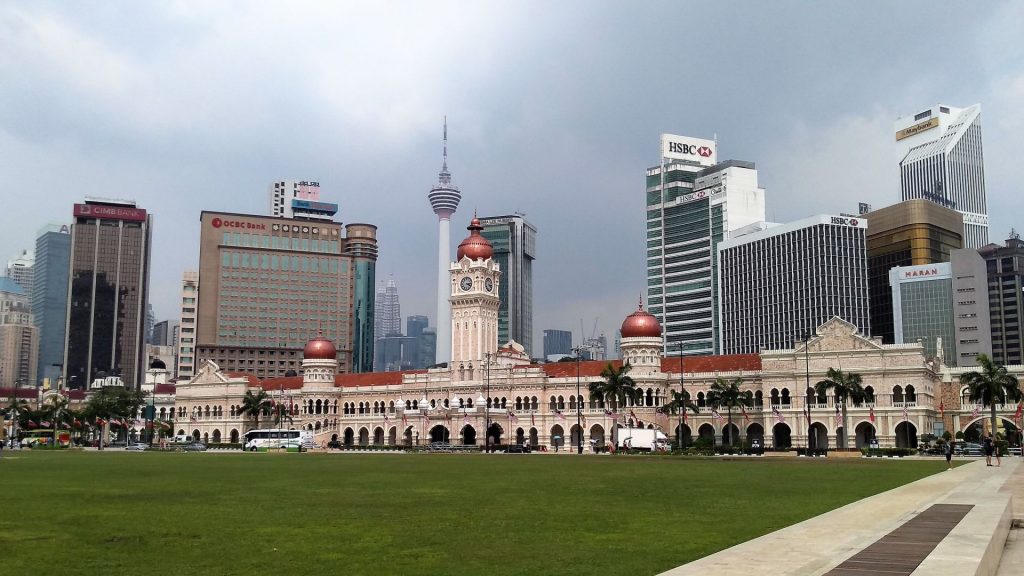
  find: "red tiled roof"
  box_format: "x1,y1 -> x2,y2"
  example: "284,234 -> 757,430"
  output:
0,388 -> 40,399
66,389 -> 87,400
660,354 -> 761,374
225,372 -> 260,387
153,384 -> 177,395
542,360 -> 623,378
335,370 -> 427,388
257,376 -> 303,391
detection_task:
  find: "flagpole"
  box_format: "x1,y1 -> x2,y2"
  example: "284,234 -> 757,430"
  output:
804,332 -> 812,454
678,341 -> 685,450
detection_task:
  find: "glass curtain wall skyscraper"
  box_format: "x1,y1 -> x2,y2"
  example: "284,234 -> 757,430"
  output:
32,223 -> 70,386
646,134 -> 764,356
895,104 -> 988,248
479,214 -> 536,356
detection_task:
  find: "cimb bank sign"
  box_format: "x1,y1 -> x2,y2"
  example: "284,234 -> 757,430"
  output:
660,134 -> 716,166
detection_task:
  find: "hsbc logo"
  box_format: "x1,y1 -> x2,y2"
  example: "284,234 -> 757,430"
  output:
668,142 -> 713,157
830,217 -> 859,227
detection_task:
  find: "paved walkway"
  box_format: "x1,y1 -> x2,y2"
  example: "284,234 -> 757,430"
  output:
658,458 -> 1018,576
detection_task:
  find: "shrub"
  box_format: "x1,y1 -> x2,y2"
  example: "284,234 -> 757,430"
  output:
861,447 -> 916,457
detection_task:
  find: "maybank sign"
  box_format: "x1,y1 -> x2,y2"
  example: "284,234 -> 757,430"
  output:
895,117 -> 939,141
661,134 -> 716,166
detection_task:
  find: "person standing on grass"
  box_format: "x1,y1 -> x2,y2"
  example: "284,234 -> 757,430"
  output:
983,433 -> 994,466
944,439 -> 953,470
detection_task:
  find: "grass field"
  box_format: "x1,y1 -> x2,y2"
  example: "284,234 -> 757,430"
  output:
0,452 -> 953,575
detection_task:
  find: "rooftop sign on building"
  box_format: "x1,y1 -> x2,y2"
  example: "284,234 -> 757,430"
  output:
73,203 -> 147,222
660,134 -> 716,166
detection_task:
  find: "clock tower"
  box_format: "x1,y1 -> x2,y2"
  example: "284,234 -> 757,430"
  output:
449,218 -> 501,376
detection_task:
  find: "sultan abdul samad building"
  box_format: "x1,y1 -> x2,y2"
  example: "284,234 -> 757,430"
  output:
152,219 -> 1021,450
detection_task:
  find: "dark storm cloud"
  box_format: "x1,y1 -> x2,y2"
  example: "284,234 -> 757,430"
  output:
1,1 -> 1021,350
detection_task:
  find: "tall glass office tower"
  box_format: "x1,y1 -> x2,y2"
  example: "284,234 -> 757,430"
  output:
645,134 -> 764,356
32,223 -> 71,386
895,104 -> 988,248
479,214 -> 536,356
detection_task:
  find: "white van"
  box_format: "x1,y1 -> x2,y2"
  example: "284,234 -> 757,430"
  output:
173,434 -> 191,444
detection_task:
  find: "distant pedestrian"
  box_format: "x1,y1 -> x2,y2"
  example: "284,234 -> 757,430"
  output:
944,440 -> 953,470
983,433 -> 994,466
994,435 -> 1002,467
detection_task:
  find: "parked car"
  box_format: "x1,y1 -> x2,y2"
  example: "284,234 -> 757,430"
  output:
505,444 -> 531,454
427,442 -> 453,451
184,442 -> 208,452
954,442 -> 983,456
125,442 -> 148,451
327,440 -> 342,449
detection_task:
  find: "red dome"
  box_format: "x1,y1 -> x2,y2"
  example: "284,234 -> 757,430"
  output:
457,218 -> 493,261
620,302 -> 662,338
304,335 -> 336,360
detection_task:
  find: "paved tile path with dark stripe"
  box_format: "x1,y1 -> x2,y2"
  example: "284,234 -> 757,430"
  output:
823,504 -> 973,576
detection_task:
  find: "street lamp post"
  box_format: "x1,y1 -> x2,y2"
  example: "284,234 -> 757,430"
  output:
677,341 -> 685,450
573,347 -> 583,454
804,332 -> 813,454
485,352 -> 491,453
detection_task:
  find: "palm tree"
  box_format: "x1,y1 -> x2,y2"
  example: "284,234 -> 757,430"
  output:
662,389 -> 699,448
42,393 -> 69,446
706,377 -> 753,447
588,363 -> 641,446
815,368 -> 866,450
960,354 -> 1022,438
238,389 -> 273,432
2,398 -> 30,445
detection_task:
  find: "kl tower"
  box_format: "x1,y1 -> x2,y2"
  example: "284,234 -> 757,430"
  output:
428,118 -> 461,365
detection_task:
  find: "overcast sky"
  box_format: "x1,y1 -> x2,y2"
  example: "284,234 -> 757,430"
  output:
3,1 -> 1023,352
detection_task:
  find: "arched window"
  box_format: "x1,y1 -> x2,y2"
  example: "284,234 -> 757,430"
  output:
430,399 -> 436,409
569,396 -> 576,410
806,387 -> 815,407
412,400 -> 418,410
557,396 -> 565,410
905,385 -> 916,403
443,399 -> 449,409
549,396 -> 557,410
316,399 -> 323,415
646,388 -> 654,407
865,386 -> 875,403
405,400 -> 411,411
697,392 -> 706,408
781,388 -> 791,406
892,385 -> 904,404
500,397 -> 507,409
531,396 -> 539,410
204,405 -> 211,417
516,397 -> 523,410
754,390 -> 763,407
388,401 -> 395,413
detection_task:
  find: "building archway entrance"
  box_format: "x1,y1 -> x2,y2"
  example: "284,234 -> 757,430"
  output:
462,425 -> 477,445
809,422 -> 829,450
344,428 -> 354,446
570,424 -> 583,452
675,423 -> 692,448
429,425 -> 450,443
550,424 -> 564,451
373,427 -> 384,445
403,426 -> 413,446
487,423 -> 503,447
529,427 -> 538,447
358,427 -> 369,446
590,424 -> 605,448
698,423 -> 715,445
895,421 -> 918,448
723,423 -> 740,447
773,423 -> 791,449
746,423 -> 764,447
230,429 -> 239,443
388,426 -> 396,446
515,427 -> 525,446
854,422 -> 875,449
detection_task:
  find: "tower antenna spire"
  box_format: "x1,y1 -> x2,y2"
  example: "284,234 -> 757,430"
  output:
443,115 -> 448,171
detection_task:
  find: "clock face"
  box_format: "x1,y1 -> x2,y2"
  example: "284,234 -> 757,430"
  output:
460,277 -> 473,291
485,278 -> 493,292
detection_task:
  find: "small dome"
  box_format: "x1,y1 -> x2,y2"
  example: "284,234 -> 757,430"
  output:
149,358 -> 166,370
456,218 -> 493,261
620,301 -> 662,338
304,335 -> 337,360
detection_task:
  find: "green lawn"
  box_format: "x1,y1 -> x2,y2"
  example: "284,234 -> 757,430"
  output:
0,452 -> 951,575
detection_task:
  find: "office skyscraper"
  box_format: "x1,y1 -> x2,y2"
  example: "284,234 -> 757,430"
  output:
646,134 -> 765,356
268,180 -> 339,221
0,277 -> 37,388
5,249 -> 34,294
64,200 -> 152,389
895,104 -> 988,247
177,271 -> 198,380
543,329 -> 572,358
427,120 -> 460,364
32,223 -> 70,386
479,214 -> 536,355
718,215 -> 870,354
979,235 -> 1024,366
865,200 -> 963,344
195,212 -> 377,378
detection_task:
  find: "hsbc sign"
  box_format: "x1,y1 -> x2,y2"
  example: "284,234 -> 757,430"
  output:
661,134 -> 716,166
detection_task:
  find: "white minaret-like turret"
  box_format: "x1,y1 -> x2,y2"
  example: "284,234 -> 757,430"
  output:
428,118 -> 461,365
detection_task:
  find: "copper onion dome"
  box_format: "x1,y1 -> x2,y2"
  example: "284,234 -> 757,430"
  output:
456,218 -> 493,261
620,301 -> 662,338
303,334 -> 337,360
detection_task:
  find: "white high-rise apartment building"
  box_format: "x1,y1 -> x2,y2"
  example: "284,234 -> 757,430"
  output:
646,134 -> 765,356
717,215 -> 870,354
177,271 -> 198,380
268,180 -> 338,221
895,104 -> 988,248
5,249 -> 34,294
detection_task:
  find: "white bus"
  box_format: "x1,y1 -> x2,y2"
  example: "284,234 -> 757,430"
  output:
244,429 -> 314,451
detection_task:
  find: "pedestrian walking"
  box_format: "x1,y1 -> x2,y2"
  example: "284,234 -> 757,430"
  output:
983,433 -> 994,466
944,439 -> 954,470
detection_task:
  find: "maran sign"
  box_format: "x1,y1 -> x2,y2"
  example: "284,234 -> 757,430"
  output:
661,134 -> 716,166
